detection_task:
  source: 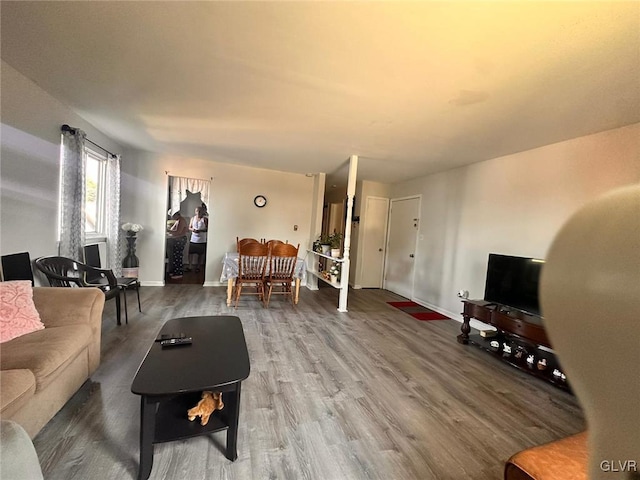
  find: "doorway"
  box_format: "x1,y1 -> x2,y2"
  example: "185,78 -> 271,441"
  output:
384,196 -> 420,298
360,196 -> 389,288
165,176 -> 211,285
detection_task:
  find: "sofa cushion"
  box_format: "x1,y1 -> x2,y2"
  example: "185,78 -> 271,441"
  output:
0,281 -> 45,343
0,325 -> 92,390
0,369 -> 36,417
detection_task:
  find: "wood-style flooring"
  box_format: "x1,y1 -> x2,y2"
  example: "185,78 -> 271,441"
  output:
33,285 -> 585,480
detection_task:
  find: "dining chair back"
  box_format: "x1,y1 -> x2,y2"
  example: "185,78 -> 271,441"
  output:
234,241 -> 269,308
83,244 -> 141,312
1,252 -> 34,285
264,243 -> 299,307
265,239 -> 287,249
35,256 -> 126,325
236,237 -> 259,251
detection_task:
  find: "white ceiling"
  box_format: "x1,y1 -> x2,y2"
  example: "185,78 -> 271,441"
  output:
2,1 -> 639,184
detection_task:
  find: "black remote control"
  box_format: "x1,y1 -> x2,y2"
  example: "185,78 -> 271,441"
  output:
156,333 -> 186,342
160,337 -> 192,347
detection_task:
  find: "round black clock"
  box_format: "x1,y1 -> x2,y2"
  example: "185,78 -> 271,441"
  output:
253,195 -> 267,208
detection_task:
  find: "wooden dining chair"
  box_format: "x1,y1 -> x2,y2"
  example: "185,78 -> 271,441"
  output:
264,243 -> 299,307
35,256 -> 126,325
265,239 -> 286,249
236,237 -> 259,252
234,241 -> 269,308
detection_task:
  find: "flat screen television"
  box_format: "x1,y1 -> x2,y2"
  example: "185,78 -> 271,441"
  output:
483,253 -> 544,316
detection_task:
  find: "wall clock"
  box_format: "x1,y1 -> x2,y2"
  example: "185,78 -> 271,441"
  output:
253,195 -> 267,208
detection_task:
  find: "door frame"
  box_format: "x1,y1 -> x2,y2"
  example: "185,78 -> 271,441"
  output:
383,194 -> 421,299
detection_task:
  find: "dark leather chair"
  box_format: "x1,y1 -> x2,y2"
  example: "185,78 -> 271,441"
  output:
1,252 -> 34,285
504,431 -> 587,480
84,244 -> 141,313
35,256 -> 126,325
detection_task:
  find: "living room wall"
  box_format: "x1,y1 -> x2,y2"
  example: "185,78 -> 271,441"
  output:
392,123 -> 640,321
120,150 -> 315,286
0,60 -> 315,287
0,61 -> 124,264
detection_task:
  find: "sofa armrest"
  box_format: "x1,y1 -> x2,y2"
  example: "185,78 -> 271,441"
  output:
32,287 -> 105,329
32,287 -> 105,374
0,420 -> 43,480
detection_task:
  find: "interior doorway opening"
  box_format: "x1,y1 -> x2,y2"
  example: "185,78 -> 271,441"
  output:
165,176 -> 211,285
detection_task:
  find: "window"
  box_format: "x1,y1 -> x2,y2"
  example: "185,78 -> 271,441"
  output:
85,148 -> 108,236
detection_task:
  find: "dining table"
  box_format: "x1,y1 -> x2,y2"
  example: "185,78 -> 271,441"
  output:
220,252 -> 306,306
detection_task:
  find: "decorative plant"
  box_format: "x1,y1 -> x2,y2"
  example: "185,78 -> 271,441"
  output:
121,223 -> 144,237
312,234 -> 326,252
328,232 -> 343,248
318,233 -> 331,245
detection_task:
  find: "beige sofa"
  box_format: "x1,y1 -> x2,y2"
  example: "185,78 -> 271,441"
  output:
0,287 -> 105,438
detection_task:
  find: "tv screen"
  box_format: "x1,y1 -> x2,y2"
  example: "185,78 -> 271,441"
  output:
483,253 -> 544,316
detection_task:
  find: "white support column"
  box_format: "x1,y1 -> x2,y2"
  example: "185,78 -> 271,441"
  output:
338,155 -> 358,312
306,173 -> 325,291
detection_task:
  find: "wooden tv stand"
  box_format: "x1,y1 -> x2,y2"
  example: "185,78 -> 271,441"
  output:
457,300 -> 570,391
457,299 -> 550,347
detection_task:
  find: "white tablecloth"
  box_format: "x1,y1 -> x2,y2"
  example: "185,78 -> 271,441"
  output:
220,252 -> 306,282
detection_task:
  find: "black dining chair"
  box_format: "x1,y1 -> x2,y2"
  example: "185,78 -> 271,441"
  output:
35,255 -> 127,325
1,252 -> 34,285
84,244 -> 141,313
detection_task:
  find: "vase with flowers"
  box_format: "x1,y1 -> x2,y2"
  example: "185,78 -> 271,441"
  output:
121,223 -> 143,277
329,261 -> 341,284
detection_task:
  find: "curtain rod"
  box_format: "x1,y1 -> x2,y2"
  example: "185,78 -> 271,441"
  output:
165,171 -> 214,181
61,124 -> 117,158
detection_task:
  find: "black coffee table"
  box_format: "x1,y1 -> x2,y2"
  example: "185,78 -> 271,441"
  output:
131,316 -> 250,480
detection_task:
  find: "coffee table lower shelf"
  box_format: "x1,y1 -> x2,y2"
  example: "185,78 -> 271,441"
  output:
153,392 -> 228,444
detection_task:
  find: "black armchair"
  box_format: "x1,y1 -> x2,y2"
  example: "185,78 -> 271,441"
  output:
84,244 -> 141,312
35,256 -> 127,325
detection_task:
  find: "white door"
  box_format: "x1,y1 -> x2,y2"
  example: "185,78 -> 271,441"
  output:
328,202 -> 344,236
384,196 -> 420,298
360,197 -> 389,288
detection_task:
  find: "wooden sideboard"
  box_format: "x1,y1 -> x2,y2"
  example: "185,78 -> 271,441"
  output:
457,299 -> 550,347
457,299 -> 570,391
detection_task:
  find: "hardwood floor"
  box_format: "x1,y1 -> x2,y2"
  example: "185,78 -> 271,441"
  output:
33,285 -> 585,480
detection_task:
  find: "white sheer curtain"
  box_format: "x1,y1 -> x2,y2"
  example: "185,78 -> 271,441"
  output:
59,128 -> 86,260
105,154 -> 122,276
169,176 -> 210,213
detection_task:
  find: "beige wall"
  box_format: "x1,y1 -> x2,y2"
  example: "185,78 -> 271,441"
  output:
1,61 -> 123,265
3,58 -> 637,301
121,151 -> 315,285
391,123 -> 640,319
0,60 -> 315,287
